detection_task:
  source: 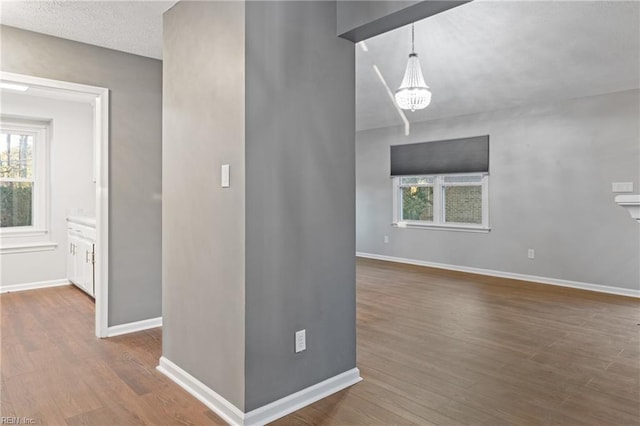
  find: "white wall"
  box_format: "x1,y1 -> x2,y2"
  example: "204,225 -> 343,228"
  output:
356,89 -> 640,292
1,92 -> 94,286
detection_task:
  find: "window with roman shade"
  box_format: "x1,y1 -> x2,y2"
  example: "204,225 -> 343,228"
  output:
390,135 -> 490,231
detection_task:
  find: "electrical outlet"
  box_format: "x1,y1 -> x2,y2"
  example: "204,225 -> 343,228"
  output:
527,249 -> 535,259
295,329 -> 306,353
383,235 -> 389,244
612,182 -> 633,193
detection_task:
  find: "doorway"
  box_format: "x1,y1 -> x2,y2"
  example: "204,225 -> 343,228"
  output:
0,71 -> 109,338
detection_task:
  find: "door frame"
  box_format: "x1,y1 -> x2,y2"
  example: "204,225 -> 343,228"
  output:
1,71 -> 110,338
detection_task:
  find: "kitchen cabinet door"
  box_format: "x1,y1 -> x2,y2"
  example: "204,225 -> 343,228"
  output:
80,241 -> 95,296
68,235 -> 82,286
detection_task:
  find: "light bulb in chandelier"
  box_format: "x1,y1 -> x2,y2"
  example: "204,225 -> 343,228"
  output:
395,24 -> 432,112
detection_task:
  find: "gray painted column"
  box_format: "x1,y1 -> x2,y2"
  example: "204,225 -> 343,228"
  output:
162,0 -> 356,415
245,0 -> 356,411
162,1 -> 247,410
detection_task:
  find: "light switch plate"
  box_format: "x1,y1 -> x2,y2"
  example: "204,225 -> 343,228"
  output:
612,182 -> 633,193
295,329 -> 306,353
221,164 -> 230,188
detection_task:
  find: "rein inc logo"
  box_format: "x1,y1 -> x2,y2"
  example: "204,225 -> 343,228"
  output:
1,418 -> 36,425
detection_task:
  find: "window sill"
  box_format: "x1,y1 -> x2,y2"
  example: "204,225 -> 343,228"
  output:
0,228 -> 49,237
392,222 -> 491,233
0,242 -> 58,254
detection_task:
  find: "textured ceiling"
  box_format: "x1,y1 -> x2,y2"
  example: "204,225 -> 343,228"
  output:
357,0 -> 640,131
1,1 -> 638,130
0,0 -> 177,59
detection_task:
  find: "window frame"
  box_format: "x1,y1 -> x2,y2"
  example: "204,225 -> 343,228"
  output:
0,118 -> 54,252
392,172 -> 490,232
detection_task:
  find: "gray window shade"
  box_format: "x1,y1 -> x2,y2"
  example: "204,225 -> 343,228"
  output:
390,135 -> 489,176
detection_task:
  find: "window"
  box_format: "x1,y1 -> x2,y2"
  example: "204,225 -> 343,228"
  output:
393,173 -> 489,231
390,135 -> 490,232
0,119 -> 53,252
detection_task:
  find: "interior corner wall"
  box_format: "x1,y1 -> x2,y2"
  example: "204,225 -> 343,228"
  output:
245,0 -> 356,411
1,93 -> 94,286
0,25 -> 162,325
162,1 -> 246,411
356,89 -> 640,291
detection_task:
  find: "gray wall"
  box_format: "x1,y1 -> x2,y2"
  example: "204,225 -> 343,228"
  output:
245,0 -> 356,411
1,25 -> 163,325
356,89 -> 640,291
162,1 -> 246,410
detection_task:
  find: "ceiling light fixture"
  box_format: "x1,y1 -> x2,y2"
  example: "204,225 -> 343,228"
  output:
0,82 -> 29,92
395,23 -> 431,112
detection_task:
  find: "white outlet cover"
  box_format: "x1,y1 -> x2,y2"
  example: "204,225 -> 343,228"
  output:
612,182 -> 633,193
295,329 -> 306,353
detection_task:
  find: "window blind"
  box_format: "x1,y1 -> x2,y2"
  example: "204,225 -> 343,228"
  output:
390,135 -> 489,176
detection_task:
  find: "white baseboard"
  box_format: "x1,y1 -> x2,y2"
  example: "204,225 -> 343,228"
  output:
157,356 -> 362,426
244,367 -> 362,425
0,278 -> 69,294
356,252 -> 640,298
157,356 -> 245,425
107,316 -> 163,337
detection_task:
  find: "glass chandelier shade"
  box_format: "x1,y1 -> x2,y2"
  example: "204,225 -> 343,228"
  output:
395,24 -> 432,112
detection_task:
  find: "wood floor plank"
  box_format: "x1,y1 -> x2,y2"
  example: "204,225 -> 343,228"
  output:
2,260 -> 639,425
140,382 -> 228,425
3,369 -> 69,425
65,406 -> 121,426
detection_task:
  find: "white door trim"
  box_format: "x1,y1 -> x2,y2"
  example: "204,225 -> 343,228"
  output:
0,71 -> 110,338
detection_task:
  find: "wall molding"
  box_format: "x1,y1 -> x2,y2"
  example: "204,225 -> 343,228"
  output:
0,241 -> 58,255
157,356 -> 362,426
157,357 -> 245,425
356,252 -> 640,298
244,367 -> 362,425
106,317 -> 163,337
0,278 -> 69,294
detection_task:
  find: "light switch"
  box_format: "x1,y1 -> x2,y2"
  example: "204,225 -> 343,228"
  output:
295,329 -> 306,353
221,164 -> 230,188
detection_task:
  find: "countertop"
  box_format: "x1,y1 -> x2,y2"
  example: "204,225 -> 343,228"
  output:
67,216 -> 96,228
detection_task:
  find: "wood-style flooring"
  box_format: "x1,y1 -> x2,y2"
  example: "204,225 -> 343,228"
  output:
1,258 -> 639,425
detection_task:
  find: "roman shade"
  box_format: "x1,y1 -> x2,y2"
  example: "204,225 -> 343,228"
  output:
390,135 -> 489,176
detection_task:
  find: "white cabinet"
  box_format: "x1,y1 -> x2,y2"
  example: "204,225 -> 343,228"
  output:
67,218 -> 96,297
67,236 -> 78,285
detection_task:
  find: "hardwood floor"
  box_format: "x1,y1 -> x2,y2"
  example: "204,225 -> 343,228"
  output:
0,285 -> 224,426
277,259 -> 640,425
2,259 -> 639,425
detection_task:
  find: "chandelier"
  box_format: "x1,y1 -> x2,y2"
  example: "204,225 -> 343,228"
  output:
395,23 -> 432,112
